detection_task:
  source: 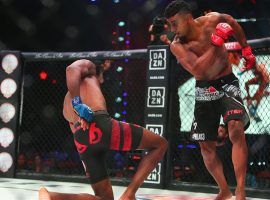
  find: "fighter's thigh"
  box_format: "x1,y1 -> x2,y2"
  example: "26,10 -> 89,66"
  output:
137,128 -> 167,150
91,178 -> 113,200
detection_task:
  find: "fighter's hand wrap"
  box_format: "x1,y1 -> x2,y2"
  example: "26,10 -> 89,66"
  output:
241,46 -> 256,71
211,23 -> 234,46
72,96 -> 94,123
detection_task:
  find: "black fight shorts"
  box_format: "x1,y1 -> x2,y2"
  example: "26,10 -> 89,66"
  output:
191,73 -> 250,141
72,110 -> 143,184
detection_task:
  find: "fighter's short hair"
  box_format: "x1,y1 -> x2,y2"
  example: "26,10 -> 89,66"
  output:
164,0 -> 192,18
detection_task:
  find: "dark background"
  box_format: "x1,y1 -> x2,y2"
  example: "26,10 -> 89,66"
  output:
0,0 -> 270,52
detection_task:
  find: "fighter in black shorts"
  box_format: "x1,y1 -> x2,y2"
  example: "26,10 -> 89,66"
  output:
163,1 -> 255,198
71,112 -> 144,184
191,73 -> 250,141
39,59 -> 167,200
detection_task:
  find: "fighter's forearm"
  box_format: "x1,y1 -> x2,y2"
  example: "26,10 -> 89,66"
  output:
194,47 -> 216,68
66,59 -> 96,98
219,14 -> 248,48
66,66 -> 82,98
170,42 -> 192,68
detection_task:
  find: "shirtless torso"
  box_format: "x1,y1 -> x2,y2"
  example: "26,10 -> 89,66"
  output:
170,13 -> 232,80
164,1 -> 252,198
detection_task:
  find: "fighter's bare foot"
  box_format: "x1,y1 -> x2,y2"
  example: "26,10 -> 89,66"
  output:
214,190 -> 233,200
235,189 -> 246,200
39,187 -> 52,200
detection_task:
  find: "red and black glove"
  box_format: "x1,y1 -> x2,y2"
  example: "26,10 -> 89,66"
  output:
211,23 -> 234,46
240,45 -> 256,72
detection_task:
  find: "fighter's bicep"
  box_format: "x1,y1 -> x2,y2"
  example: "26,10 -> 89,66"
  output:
207,12 -> 235,26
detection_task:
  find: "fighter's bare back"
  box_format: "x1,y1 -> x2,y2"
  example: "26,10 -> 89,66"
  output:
170,13 -> 232,80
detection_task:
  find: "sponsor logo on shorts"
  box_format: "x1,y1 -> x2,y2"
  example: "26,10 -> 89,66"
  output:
195,86 -> 224,101
191,133 -> 206,141
223,109 -> 243,121
89,123 -> 102,144
149,49 -> 166,70
147,87 -> 165,107
222,84 -> 241,97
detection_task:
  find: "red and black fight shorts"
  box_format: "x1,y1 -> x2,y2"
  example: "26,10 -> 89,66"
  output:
71,110 -> 143,184
191,73 -> 250,141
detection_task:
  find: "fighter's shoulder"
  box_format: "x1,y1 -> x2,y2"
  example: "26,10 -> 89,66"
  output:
196,12 -> 232,27
205,12 -> 221,17
71,59 -> 95,68
204,12 -> 224,23
195,14 -> 217,28
206,12 -> 235,24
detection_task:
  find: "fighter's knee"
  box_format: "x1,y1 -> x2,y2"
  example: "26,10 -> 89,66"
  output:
200,144 -> 216,162
201,148 -> 216,163
151,135 -> 167,154
95,191 -> 113,200
93,186 -> 113,200
151,135 -> 167,149
159,137 -> 168,152
228,120 -> 244,143
200,146 -> 213,156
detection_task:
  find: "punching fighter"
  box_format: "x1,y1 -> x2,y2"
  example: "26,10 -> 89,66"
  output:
39,59 -> 167,200
162,1 -> 256,199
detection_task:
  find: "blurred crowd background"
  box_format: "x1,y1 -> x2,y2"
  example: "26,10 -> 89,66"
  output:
0,0 -> 270,51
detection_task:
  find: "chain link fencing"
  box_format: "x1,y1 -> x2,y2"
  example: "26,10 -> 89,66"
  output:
15,46 -> 270,192
17,58 -> 147,182
169,47 -> 270,190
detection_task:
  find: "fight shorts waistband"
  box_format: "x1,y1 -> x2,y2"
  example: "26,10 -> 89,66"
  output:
196,73 -> 237,88
93,110 -> 109,116
72,110 -> 109,129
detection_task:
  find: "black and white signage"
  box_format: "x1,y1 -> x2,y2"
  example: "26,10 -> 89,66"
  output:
145,163 -> 161,184
149,49 -> 166,70
146,124 -> 163,136
147,87 -> 165,107
144,45 -> 170,186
